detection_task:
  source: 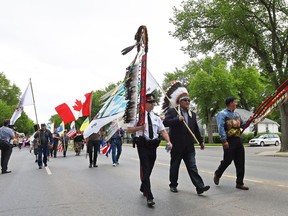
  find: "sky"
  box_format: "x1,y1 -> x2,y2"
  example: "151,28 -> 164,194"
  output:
0,0 -> 190,124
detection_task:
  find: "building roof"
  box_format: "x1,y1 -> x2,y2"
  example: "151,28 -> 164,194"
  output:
235,108 -> 280,126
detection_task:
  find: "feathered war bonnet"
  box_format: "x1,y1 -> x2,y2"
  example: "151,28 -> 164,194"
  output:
162,81 -> 189,113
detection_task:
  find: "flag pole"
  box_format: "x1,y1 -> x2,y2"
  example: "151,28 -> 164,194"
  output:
86,91 -> 93,159
29,78 -> 39,126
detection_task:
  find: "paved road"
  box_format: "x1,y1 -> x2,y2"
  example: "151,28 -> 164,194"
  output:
0,145 -> 287,216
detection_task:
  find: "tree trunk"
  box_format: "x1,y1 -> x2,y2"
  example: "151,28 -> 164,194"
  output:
207,114 -> 214,143
279,101 -> 288,152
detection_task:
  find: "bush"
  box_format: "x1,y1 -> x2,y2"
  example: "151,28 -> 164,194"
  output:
203,135 -> 222,143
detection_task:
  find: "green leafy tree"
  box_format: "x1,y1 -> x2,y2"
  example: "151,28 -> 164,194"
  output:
0,99 -> 13,124
170,0 -> 288,151
188,57 -> 237,143
230,66 -> 266,110
0,72 -> 20,106
0,72 -> 34,134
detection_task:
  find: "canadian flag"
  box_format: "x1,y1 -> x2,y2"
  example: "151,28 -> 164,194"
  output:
55,92 -> 92,124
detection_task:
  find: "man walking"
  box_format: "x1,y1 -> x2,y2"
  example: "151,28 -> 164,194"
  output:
163,82 -> 210,195
127,93 -> 172,207
34,123 -> 53,169
51,128 -> 60,158
0,119 -> 15,174
214,96 -> 250,190
109,128 -> 123,167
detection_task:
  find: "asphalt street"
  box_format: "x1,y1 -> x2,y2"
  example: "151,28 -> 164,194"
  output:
0,145 -> 287,216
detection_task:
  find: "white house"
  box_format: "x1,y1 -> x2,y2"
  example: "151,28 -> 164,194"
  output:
199,108 -> 280,135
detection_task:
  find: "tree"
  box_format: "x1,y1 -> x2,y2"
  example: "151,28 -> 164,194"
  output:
230,66 -> 266,110
0,72 -> 20,106
188,57 -> 237,143
170,0 -> 288,151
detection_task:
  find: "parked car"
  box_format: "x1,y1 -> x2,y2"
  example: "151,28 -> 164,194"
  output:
249,134 -> 281,147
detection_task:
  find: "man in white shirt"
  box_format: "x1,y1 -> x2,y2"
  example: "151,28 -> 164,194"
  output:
127,94 -> 172,207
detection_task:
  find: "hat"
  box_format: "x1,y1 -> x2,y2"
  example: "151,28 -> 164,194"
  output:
146,93 -> 156,103
162,81 -> 189,112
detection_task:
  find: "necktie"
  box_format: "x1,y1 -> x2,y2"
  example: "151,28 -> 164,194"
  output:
147,112 -> 153,139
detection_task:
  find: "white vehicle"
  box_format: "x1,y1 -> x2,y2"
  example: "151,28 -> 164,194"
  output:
249,134 -> 281,147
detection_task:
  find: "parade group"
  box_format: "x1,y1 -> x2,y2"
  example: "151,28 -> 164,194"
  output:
0,81 -> 251,208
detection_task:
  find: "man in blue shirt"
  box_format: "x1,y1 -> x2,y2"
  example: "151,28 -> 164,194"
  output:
214,96 -> 249,190
0,119 -> 15,174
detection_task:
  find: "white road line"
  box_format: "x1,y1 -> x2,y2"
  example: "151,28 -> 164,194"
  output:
45,166 -> 52,175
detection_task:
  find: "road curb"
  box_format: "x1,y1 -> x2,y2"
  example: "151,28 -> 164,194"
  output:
256,151 -> 288,157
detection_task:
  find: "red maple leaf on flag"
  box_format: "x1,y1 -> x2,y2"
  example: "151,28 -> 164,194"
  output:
72,99 -> 83,111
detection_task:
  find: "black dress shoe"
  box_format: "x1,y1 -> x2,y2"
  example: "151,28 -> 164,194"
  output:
2,170 -> 11,174
89,164 -> 92,168
214,174 -> 220,185
170,187 -> 178,193
147,199 -> 155,207
93,164 -> 98,167
39,166 -> 42,169
197,185 -> 210,195
236,184 -> 249,190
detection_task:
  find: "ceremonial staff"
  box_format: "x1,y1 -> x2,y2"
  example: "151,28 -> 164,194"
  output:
121,25 -> 148,127
241,79 -> 288,134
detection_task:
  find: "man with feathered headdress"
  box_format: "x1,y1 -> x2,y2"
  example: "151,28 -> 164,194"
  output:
163,81 -> 210,195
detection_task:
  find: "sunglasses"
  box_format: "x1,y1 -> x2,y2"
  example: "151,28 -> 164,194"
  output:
147,101 -> 155,104
181,99 -> 190,102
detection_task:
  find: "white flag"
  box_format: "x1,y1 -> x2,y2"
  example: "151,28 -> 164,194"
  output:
146,70 -> 159,94
10,81 -> 34,125
84,112 -> 124,138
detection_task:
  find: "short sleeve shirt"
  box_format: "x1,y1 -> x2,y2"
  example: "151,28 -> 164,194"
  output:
129,111 -> 165,140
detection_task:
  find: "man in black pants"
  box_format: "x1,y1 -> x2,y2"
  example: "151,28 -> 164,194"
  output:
0,119 -> 15,174
127,94 -> 172,207
163,83 -> 210,195
214,96 -> 250,190
87,129 -> 102,168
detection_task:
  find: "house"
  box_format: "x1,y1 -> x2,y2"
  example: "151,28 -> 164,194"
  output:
199,108 -> 280,135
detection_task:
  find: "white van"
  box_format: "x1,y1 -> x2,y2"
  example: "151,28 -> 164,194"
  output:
249,134 -> 281,147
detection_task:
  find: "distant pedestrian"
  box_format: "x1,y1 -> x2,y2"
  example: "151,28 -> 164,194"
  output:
73,130 -> 84,156
62,130 -> 70,157
34,123 -> 53,169
109,128 -> 123,167
32,136 -> 39,163
51,128 -> 60,158
87,129 -> 102,168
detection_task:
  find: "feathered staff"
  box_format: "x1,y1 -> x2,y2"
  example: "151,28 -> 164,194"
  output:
241,79 -> 288,134
121,25 -> 148,126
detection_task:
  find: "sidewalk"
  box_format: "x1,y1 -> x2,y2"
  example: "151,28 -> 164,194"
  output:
257,150 -> 288,157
